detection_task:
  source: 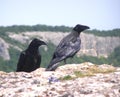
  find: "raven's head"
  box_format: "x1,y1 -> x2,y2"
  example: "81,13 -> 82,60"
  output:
29,38 -> 47,49
73,24 -> 90,33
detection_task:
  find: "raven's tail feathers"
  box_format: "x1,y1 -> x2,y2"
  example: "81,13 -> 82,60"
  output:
45,57 -> 63,71
46,63 -> 59,71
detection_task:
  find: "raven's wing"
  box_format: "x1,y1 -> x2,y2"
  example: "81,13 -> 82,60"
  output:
16,51 -> 26,71
46,36 -> 81,71
36,53 -> 41,68
55,36 -> 80,58
52,36 -> 81,64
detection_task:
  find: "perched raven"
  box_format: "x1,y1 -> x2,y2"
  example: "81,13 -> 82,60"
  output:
16,38 -> 46,72
46,24 -> 90,71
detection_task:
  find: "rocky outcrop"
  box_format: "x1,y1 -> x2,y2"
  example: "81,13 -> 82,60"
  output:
79,33 -> 120,57
1,32 -> 120,60
0,62 -> 120,97
0,37 -> 10,60
0,37 -> 23,60
8,31 -> 68,45
8,31 -> 120,57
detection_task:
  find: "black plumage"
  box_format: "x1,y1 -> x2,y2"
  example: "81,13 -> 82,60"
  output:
16,38 -> 46,72
46,24 -> 90,71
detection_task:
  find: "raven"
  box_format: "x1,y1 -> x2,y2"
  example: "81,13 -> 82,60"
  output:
46,24 -> 90,71
16,38 -> 46,72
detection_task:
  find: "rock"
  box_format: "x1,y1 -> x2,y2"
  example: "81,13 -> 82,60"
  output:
0,37 -> 22,60
1,31 -> 120,60
8,32 -> 30,44
78,33 -> 120,58
0,37 -> 10,60
8,32 -> 120,58
0,62 -> 120,97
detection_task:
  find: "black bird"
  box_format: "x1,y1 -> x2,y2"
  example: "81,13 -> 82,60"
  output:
16,38 -> 46,72
46,24 -> 90,71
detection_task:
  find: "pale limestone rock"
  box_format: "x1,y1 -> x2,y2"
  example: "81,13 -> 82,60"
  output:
8,32 -> 120,58
0,62 -> 120,97
0,37 -> 10,60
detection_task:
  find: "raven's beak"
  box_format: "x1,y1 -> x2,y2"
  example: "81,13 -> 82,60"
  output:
86,26 -> 90,29
41,41 -> 47,46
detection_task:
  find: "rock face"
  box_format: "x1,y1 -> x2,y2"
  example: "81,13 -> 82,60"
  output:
79,33 -> 120,57
0,31 -> 120,60
0,62 -> 120,97
0,37 -> 10,60
8,32 -> 120,58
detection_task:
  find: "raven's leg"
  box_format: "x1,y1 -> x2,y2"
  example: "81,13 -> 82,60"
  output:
64,59 -> 67,64
70,56 -> 75,63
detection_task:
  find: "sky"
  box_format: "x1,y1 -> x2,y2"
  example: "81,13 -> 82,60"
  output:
0,0 -> 120,30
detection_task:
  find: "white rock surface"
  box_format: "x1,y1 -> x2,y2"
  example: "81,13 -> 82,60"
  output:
0,37 -> 10,60
0,62 -> 120,97
1,32 -> 120,60
8,31 -> 120,57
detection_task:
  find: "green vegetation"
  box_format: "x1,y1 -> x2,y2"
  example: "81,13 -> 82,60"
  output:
59,65 -> 116,81
0,47 -> 20,72
40,43 -> 56,68
0,24 -> 72,33
74,71 -> 93,78
59,75 -> 73,80
108,46 -> 120,66
0,24 -> 120,36
85,29 -> 120,37
0,24 -> 120,72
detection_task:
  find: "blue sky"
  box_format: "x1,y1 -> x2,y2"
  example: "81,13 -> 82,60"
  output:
0,0 -> 120,30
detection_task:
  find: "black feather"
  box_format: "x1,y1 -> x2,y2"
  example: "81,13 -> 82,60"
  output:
46,24 -> 90,71
16,38 -> 46,72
